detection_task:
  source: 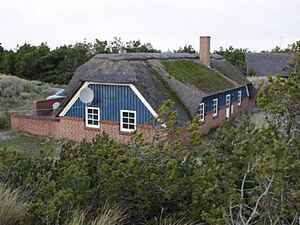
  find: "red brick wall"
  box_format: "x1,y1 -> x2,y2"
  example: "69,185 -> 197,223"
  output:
10,113 -> 155,144
11,97 -> 254,143
200,97 -> 255,134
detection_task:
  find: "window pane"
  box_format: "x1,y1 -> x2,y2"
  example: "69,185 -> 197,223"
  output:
88,120 -> 93,124
123,124 -> 129,129
94,115 -> 98,120
123,118 -> 128,123
88,109 -> 93,113
129,124 -> 135,130
123,112 -> 129,117
129,118 -> 135,123
129,113 -> 135,118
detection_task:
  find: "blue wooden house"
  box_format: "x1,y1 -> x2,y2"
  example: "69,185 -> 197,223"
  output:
54,37 -> 252,138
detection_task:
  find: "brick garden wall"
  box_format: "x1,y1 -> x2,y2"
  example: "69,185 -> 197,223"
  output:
11,97 -> 254,144
11,114 -> 155,144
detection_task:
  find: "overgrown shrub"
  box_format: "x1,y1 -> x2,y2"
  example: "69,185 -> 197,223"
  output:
0,95 -> 300,225
0,132 -> 216,225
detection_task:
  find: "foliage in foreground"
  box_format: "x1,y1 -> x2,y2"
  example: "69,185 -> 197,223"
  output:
1,112 -> 300,225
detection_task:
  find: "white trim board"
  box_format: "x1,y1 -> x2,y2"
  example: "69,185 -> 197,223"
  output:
129,84 -> 158,118
59,82 -> 89,117
59,81 -> 158,118
246,85 -> 250,97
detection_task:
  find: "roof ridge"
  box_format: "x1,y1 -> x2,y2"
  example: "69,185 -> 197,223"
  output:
246,52 -> 294,56
93,52 -> 199,61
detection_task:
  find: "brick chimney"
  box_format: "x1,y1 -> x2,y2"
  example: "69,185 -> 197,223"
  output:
199,36 -> 211,67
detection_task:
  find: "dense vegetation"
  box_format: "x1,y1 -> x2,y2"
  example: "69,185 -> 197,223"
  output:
0,38 -> 161,84
215,46 -> 249,73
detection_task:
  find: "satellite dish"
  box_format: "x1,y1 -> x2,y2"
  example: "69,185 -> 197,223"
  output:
53,102 -> 61,110
79,87 -> 94,104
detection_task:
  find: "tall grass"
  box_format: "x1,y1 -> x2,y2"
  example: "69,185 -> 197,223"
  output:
145,210 -> 200,225
91,204 -> 127,225
153,217 -> 199,225
66,204 -> 127,225
66,211 -> 86,225
0,184 -> 27,225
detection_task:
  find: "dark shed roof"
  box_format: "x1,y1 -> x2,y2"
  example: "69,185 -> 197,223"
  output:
58,53 -> 248,123
245,53 -> 295,77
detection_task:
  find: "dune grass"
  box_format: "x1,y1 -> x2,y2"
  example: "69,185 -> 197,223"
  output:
66,204 -> 127,225
0,184 -> 27,225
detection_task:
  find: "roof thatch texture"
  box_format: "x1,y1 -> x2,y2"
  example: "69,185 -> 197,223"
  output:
60,53 -> 247,123
245,53 -> 295,77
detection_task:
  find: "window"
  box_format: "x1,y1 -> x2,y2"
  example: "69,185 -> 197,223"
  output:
238,90 -> 242,106
85,107 -> 100,128
212,98 -> 218,117
226,94 -> 231,107
199,103 -> 205,122
120,110 -> 136,132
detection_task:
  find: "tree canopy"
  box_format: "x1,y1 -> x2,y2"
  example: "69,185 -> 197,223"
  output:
0,38 -> 161,84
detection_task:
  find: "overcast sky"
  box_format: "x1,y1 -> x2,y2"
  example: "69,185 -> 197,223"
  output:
1,0 -> 299,52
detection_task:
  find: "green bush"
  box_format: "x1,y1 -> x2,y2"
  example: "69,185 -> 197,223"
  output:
0,111 -> 10,130
0,133 -> 216,225
0,112 -> 299,225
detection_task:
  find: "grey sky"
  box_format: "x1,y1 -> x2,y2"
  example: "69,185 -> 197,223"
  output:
1,0 -> 299,52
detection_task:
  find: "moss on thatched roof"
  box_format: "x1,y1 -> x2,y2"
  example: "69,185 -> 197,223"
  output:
160,60 -> 235,93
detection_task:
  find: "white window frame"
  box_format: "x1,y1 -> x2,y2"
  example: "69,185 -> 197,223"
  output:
212,98 -> 218,117
238,90 -> 242,106
120,110 -> 137,132
199,103 -> 205,122
85,106 -> 100,128
226,94 -> 231,107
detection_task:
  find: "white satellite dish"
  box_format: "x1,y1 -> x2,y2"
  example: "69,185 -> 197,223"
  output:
79,87 -> 94,104
52,102 -> 61,110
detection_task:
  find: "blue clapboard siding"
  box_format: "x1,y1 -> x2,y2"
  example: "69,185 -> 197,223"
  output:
201,86 -> 248,114
65,84 -> 155,124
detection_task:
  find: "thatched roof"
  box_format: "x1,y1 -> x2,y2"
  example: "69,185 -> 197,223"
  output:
58,53 -> 248,123
245,53 -> 295,77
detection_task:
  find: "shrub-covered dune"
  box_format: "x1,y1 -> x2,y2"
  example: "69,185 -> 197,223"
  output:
0,74 -> 63,129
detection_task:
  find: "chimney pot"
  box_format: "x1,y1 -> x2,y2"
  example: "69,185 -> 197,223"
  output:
200,36 -> 211,67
